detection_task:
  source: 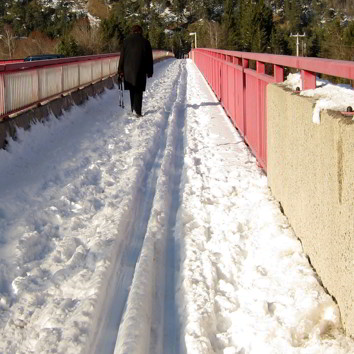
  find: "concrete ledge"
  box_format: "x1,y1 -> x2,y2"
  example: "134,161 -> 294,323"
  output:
0,76 -> 117,149
267,83 -> 354,337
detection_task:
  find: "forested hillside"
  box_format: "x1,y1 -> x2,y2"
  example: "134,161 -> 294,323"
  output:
0,0 -> 353,60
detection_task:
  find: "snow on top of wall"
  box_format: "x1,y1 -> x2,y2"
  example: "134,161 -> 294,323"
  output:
281,73 -> 354,124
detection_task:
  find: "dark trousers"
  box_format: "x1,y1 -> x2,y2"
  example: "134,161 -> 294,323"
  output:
129,88 -> 143,115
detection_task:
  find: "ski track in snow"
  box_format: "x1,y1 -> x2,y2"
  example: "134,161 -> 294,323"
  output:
90,59 -> 186,354
0,58 -> 353,354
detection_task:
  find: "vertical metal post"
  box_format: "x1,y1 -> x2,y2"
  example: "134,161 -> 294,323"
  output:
189,32 -> 197,49
256,61 -> 265,155
301,70 -> 316,90
274,65 -> 284,82
0,74 -> 5,116
242,58 -> 249,136
290,33 -> 306,56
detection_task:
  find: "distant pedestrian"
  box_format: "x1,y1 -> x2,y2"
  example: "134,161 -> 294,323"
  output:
118,24 -> 153,117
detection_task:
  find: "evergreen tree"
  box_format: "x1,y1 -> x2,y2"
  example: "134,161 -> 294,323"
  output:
307,30 -> 321,57
0,0 -> 352,60
319,16 -> 353,61
99,10 -> 124,52
172,0 -> 188,15
169,31 -> 188,58
238,0 -> 274,53
252,0 -> 274,52
57,36 -> 84,57
25,2 -> 53,36
239,0 -> 253,51
343,20 -> 354,57
2,1 -> 27,37
0,1 -> 6,18
221,0 -> 238,49
200,0 -> 224,22
284,0 -> 303,33
270,27 -> 291,54
148,11 -> 166,49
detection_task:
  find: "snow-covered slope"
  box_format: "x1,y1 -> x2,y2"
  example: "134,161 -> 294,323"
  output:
39,0 -> 88,12
38,0 -> 101,26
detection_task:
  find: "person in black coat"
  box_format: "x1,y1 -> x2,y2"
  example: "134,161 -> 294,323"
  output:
118,25 -> 153,117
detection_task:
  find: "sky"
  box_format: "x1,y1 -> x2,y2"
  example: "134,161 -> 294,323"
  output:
0,58 -> 353,354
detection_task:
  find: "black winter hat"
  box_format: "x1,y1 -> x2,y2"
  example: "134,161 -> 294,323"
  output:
132,25 -> 143,34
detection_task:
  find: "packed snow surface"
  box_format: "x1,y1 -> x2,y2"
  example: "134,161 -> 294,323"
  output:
0,59 -> 353,354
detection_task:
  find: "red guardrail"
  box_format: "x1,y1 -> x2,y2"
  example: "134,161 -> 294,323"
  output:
0,53 -> 121,120
0,59 -> 24,65
0,50 -> 173,120
0,53 -> 119,73
190,49 -> 354,171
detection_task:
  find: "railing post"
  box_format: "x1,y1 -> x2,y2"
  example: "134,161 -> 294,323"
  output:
256,62 -> 265,156
274,65 -> 284,82
234,57 -> 242,66
256,61 -> 265,74
78,63 -> 81,87
219,55 -> 222,100
35,69 -> 40,102
233,56 -> 242,129
0,74 -> 5,116
243,59 -> 249,69
242,58 -> 249,136
61,66 -> 64,93
301,69 -> 316,90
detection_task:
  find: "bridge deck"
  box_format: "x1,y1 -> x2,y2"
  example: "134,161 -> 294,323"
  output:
0,59 -> 352,354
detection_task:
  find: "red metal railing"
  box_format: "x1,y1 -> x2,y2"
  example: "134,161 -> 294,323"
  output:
0,59 -> 24,65
0,50 -> 173,120
0,53 -> 120,120
190,49 -> 354,171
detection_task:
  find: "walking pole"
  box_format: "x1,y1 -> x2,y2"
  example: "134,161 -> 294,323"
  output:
118,77 -> 124,108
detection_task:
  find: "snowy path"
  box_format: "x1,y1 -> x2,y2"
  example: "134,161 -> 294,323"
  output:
89,59 -> 186,354
0,58 -> 185,354
0,58 -> 353,354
